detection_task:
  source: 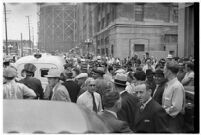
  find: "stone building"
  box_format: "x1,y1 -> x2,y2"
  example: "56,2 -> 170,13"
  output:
93,3 -> 179,59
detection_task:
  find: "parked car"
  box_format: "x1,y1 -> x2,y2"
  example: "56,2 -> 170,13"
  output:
4,100 -> 110,133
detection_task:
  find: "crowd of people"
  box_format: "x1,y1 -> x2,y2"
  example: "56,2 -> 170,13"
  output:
3,52 -> 194,133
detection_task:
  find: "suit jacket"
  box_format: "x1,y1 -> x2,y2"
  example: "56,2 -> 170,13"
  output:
51,82 -> 71,102
98,110 -> 133,133
152,80 -> 167,105
134,99 -> 169,133
19,77 -> 44,99
117,91 -> 139,131
62,80 -> 80,103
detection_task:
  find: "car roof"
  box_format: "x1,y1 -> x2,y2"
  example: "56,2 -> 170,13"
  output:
15,54 -> 65,67
4,100 -> 109,133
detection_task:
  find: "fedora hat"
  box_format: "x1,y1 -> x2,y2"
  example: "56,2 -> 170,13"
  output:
45,69 -> 61,78
24,63 -> 36,73
3,66 -> 17,78
93,67 -> 105,75
112,73 -> 127,87
167,54 -> 173,59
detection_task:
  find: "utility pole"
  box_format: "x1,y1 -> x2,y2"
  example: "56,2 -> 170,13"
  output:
4,3 -> 8,55
26,16 -> 31,54
21,33 -> 23,57
32,27 -> 34,52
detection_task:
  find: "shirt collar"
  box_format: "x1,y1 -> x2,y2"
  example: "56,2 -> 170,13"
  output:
104,109 -> 117,118
52,82 -> 60,93
120,90 -> 127,95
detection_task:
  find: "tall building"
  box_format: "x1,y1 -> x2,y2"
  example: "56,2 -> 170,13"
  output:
178,3 -> 196,58
76,3 -> 96,56
93,3 -> 179,59
38,3 -> 77,53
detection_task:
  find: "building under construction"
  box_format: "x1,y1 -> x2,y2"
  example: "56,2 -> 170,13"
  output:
38,3 -> 77,53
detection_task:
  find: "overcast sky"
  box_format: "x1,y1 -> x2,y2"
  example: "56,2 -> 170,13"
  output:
3,3 -> 38,46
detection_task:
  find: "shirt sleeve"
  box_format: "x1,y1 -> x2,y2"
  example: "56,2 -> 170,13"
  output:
182,72 -> 194,85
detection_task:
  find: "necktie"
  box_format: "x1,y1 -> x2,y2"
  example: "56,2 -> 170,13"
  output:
140,104 -> 145,113
91,92 -> 98,113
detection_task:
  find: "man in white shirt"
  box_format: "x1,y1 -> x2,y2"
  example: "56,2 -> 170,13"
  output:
77,78 -> 102,113
162,61 -> 185,133
182,62 -> 194,86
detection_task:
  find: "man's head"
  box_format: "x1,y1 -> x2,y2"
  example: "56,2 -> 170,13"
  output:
86,78 -> 96,93
185,62 -> 194,72
113,73 -> 127,91
154,69 -> 165,84
135,82 -> 152,104
23,63 -> 37,77
92,67 -> 105,79
45,69 -> 61,87
102,90 -> 122,112
75,73 -> 88,86
146,69 -> 154,81
3,66 -> 18,81
164,61 -> 179,79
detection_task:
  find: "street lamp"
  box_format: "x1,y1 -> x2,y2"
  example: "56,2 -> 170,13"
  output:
8,44 -> 13,55
84,39 -> 93,58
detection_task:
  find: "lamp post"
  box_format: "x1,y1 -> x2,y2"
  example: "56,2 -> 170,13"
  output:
85,39 -> 93,59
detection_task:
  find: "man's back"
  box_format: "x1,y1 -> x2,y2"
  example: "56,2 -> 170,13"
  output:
62,80 -> 80,103
117,91 -> 139,131
99,110 -> 133,133
19,77 -> 44,99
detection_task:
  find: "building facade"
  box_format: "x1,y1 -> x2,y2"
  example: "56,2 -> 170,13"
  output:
76,3 -> 96,57
38,3 -> 77,53
178,3 -> 195,58
92,3 -> 179,59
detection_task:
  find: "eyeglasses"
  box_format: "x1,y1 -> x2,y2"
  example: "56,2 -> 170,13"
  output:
89,84 -> 96,87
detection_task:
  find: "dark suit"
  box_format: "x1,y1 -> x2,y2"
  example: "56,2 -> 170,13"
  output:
98,110 -> 133,133
117,91 -> 139,132
19,77 -> 44,99
62,80 -> 80,103
152,79 -> 167,105
134,99 -> 169,133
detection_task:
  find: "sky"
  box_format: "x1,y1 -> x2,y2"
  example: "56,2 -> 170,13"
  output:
3,3 -> 38,46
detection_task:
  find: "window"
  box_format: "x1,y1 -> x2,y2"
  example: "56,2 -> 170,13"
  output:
97,49 -> 100,54
41,68 -> 49,77
164,34 -> 178,43
111,44 -> 114,56
101,48 -> 105,55
134,44 -> 145,51
173,8 -> 178,22
135,4 -> 144,21
106,48 -> 108,56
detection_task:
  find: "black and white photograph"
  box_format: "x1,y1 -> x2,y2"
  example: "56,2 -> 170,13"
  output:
3,1 -> 198,133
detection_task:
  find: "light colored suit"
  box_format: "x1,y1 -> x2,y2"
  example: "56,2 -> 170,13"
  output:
51,82 -> 71,102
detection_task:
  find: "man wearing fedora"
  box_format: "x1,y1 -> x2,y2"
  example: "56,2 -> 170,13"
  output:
19,63 -> 44,99
45,69 -> 71,102
4,66 -> 36,99
92,67 -> 105,79
112,73 -> 139,132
